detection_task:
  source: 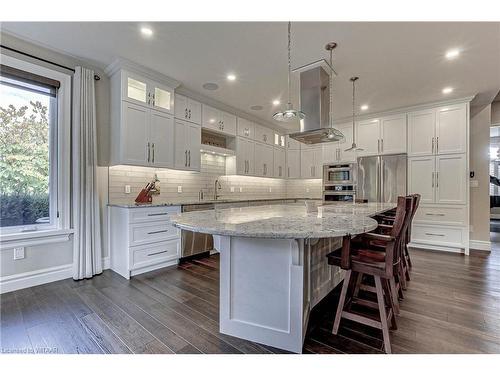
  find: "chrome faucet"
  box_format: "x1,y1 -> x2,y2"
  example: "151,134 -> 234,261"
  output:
214,179 -> 222,200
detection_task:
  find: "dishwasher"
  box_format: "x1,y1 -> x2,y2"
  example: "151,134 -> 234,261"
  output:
180,204 -> 214,261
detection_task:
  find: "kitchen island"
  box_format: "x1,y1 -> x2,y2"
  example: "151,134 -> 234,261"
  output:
170,202 -> 395,353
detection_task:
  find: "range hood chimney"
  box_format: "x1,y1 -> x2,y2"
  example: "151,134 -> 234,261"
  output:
289,52 -> 344,144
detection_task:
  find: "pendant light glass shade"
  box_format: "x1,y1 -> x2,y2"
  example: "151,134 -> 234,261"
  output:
273,22 -> 305,122
345,76 -> 364,152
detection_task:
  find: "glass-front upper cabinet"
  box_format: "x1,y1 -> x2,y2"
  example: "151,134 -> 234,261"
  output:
122,71 -> 174,114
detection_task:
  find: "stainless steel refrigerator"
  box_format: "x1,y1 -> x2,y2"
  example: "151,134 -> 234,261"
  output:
357,154 -> 407,203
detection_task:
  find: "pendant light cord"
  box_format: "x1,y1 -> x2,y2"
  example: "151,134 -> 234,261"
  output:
329,48 -> 334,128
287,21 -> 292,110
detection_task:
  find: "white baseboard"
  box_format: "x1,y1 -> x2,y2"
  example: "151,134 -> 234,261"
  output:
469,240 -> 491,251
1,256 -> 111,294
0,263 -> 73,294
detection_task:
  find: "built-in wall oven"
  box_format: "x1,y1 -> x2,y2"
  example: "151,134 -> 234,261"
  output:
323,163 -> 357,202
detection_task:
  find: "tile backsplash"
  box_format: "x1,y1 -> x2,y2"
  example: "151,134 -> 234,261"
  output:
108,153 -> 322,205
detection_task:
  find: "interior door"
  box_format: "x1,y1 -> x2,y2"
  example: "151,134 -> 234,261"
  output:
122,101 -> 149,165
186,123 -> 201,171
149,110 -> 174,168
380,115 -> 407,155
356,119 -> 380,156
381,154 -> 407,203
408,156 -> 435,204
435,154 -> 466,204
357,156 -> 380,202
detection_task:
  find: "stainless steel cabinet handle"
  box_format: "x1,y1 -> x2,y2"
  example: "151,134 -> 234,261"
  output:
264,163 -> 267,175
147,250 -> 168,257
147,213 -> 168,216
432,172 -> 434,187
436,172 -> 438,187
147,229 -> 169,235
185,150 -> 188,167
436,137 -> 439,153
188,150 -> 191,167
147,142 -> 151,162
432,137 -> 435,154
288,167 -> 290,177
378,139 -> 380,153
152,143 -> 155,163
263,134 -> 267,142
425,233 -> 445,237
425,213 -> 445,216
185,108 -> 188,118
381,139 -> 384,153
189,109 -> 191,119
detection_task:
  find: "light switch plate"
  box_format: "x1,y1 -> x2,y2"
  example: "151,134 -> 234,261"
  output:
230,186 -> 235,193
470,180 -> 479,188
306,188 -> 310,193
239,187 -> 243,193
14,247 -> 25,260
177,186 -> 182,193
269,188 -> 272,193
124,185 -> 131,194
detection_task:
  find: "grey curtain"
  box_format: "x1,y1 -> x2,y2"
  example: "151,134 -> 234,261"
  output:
72,66 -> 102,280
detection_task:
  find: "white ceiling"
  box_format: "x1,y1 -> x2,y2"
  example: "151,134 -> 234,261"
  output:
2,22 -> 500,131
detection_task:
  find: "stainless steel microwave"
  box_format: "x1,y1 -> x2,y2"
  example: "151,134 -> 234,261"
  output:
323,163 -> 357,185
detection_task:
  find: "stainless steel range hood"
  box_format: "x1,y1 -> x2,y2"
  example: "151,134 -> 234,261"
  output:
288,60 -> 344,144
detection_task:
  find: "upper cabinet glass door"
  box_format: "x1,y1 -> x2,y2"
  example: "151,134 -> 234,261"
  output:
127,77 -> 148,104
153,86 -> 173,113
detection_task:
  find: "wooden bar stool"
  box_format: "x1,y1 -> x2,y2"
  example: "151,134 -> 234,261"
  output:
326,196 -> 410,353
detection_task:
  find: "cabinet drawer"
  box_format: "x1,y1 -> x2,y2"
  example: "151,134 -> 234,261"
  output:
414,206 -> 466,225
129,205 -> 180,224
129,221 -> 179,246
411,224 -> 463,247
131,240 -> 179,270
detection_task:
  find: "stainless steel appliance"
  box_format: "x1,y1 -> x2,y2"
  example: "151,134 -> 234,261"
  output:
323,163 -> 357,202
357,154 -> 407,203
180,204 -> 214,260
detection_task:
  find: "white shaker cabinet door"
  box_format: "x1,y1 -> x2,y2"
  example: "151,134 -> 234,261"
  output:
436,104 -> 467,155
174,119 -> 189,169
380,114 -> 407,155
187,98 -> 202,125
186,123 -> 201,171
435,154 -> 466,204
408,156 -> 435,204
356,119 -> 380,156
300,148 -> 315,178
274,147 -> 286,178
121,101 -> 149,166
149,110 -> 174,168
407,109 -> 435,156
287,149 -> 301,179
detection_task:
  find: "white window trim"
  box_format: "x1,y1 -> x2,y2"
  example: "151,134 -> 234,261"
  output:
0,54 -> 72,244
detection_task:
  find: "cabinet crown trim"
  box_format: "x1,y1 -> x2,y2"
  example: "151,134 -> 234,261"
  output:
105,58 -> 181,88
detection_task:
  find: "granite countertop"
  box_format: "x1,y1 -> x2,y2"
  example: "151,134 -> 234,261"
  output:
169,202 -> 396,239
108,197 -> 319,208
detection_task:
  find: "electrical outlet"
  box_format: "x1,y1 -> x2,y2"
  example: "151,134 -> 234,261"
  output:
124,185 -> 131,194
14,247 -> 25,260
230,186 -> 235,193
239,187 -> 243,193
177,185 -> 182,193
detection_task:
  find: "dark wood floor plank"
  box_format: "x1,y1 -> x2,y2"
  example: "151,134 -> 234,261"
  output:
79,313 -> 132,354
0,292 -> 34,353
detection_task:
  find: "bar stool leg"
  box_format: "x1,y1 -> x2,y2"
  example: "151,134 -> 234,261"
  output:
332,269 -> 352,335
389,277 -> 401,315
375,276 -> 392,354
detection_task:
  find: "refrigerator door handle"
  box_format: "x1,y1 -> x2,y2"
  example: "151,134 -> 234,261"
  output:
380,158 -> 384,202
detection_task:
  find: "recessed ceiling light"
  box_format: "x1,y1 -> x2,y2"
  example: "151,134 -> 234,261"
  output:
202,82 -> 219,91
442,87 -> 453,94
209,118 -> 216,124
272,100 -> 281,106
360,104 -> 369,111
227,74 -> 236,81
445,49 -> 460,59
250,105 -> 263,111
140,27 -> 153,37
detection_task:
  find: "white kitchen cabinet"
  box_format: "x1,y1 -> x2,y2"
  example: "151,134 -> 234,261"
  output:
236,137 -> 255,175
174,119 -> 201,171
149,110 -> 175,168
322,122 -> 355,163
237,117 -> 255,139
408,156 -> 435,204
255,142 -> 274,177
174,94 -> 201,124
274,147 -> 286,178
301,146 -> 322,178
357,119 -> 380,156
122,70 -> 174,114
201,105 -> 236,136
408,154 -> 466,205
408,104 -> 466,157
274,132 -> 285,148
119,101 -> 174,168
380,114 -> 407,154
435,154 -> 467,204
436,105 -> 467,155
255,124 -> 274,145
286,135 -> 301,150
287,149 -> 301,179
357,115 -> 406,156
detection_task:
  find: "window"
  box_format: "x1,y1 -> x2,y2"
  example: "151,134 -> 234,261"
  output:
0,55 -> 71,236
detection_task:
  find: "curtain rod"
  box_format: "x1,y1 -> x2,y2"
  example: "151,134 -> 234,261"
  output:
0,44 -> 101,81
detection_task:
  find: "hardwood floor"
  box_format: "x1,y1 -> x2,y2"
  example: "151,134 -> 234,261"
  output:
1,247 -> 500,354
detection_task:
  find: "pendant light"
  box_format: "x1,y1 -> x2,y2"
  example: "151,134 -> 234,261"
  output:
273,22 -> 305,122
344,76 -> 364,152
